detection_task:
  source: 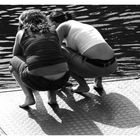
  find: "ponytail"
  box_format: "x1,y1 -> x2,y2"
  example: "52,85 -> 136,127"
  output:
65,11 -> 75,21
49,10 -> 75,24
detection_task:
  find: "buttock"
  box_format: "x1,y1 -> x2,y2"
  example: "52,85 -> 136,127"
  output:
42,72 -> 67,80
78,59 -> 118,77
21,69 -> 70,91
83,56 -> 116,68
61,47 -> 117,78
27,67 -> 67,80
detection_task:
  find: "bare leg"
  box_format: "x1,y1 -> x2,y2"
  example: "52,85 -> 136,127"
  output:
94,77 -> 103,88
94,77 -> 106,96
10,68 -> 35,108
47,90 -> 57,104
70,72 -> 90,92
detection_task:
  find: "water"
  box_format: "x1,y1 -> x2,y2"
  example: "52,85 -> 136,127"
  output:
0,5 -> 140,89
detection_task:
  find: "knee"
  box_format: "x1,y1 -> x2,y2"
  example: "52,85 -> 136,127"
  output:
61,47 -> 70,56
112,60 -> 118,72
9,64 -> 14,73
9,57 -> 16,73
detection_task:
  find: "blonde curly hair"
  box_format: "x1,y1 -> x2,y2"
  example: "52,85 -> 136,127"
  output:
18,9 -> 54,33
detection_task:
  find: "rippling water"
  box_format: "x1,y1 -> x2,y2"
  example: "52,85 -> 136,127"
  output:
0,5 -> 140,89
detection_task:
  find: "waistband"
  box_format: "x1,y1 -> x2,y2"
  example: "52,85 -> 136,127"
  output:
84,56 -> 116,67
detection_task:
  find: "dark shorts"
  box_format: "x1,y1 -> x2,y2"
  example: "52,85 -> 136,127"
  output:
21,68 -> 70,91
10,56 -> 70,91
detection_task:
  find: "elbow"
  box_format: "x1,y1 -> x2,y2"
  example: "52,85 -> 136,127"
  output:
13,53 -> 23,58
13,50 -> 23,56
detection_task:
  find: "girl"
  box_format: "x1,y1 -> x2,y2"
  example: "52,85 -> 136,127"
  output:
9,9 -> 69,108
48,10 -> 117,96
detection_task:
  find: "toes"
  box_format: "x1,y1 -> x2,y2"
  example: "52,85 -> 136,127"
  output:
19,101 -> 35,109
19,104 -> 30,109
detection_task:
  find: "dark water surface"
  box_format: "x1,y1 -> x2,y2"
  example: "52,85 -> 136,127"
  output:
0,5 -> 140,89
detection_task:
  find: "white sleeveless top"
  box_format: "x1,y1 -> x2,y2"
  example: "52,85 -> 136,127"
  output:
57,20 -> 106,54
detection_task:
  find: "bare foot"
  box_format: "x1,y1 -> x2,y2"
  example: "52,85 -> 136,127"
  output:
94,86 -> 106,96
48,102 -> 58,108
72,85 -> 90,93
47,90 -> 57,105
19,96 -> 35,109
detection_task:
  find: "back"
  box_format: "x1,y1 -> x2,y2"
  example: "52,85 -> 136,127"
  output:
59,20 -> 106,54
20,29 -> 67,71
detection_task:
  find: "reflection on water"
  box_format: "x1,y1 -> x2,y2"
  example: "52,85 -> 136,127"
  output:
0,5 -> 140,89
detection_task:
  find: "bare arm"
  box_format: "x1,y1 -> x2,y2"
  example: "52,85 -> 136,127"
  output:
56,22 -> 71,45
13,30 -> 24,56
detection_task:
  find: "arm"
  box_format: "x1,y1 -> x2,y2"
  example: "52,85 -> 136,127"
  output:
56,22 -> 70,45
13,30 -> 24,56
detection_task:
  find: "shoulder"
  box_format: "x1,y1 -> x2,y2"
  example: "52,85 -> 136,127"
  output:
14,29 -> 25,47
56,20 -> 72,34
16,30 -> 24,40
58,20 -> 73,27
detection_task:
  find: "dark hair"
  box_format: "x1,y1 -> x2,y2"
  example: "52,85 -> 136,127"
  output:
49,10 -> 75,24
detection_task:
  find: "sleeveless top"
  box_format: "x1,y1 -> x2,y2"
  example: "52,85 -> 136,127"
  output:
20,28 -> 67,71
57,20 -> 106,55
